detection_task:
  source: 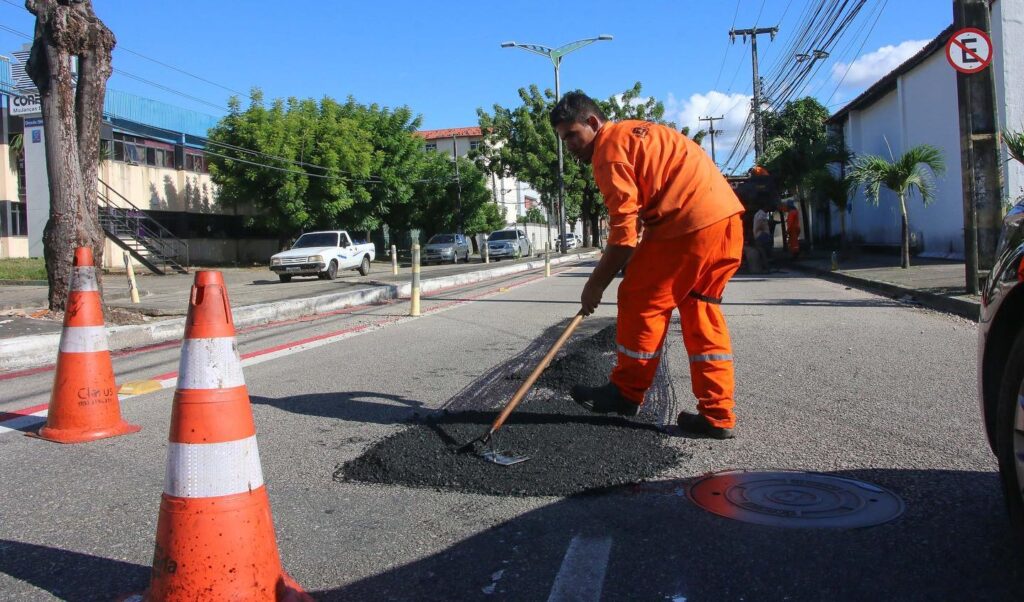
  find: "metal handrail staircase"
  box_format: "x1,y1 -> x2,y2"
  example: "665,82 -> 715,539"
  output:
97,179 -> 189,275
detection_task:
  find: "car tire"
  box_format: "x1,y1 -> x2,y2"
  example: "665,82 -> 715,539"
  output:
278,274 -> 292,283
321,260 -> 338,280
358,255 -> 371,276
996,326 -> 1024,541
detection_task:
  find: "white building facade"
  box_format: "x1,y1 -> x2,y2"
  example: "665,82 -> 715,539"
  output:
827,1 -> 1022,259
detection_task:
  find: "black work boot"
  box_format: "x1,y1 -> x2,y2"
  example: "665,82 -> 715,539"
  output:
676,412 -> 735,439
570,382 -> 640,417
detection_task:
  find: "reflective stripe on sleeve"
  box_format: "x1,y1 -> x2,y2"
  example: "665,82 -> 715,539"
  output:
177,338 -> 245,389
164,435 -> 264,498
59,325 -> 109,353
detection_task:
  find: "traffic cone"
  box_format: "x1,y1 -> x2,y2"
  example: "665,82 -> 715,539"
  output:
140,271 -> 310,601
34,247 -> 140,443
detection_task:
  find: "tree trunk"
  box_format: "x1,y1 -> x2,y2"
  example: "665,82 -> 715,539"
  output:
26,0 -> 115,311
839,207 -> 847,251
797,185 -> 813,252
899,193 -> 910,269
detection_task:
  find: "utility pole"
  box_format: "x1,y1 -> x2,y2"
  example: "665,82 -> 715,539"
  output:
699,115 -> 724,165
451,134 -> 463,234
730,26 -> 778,160
953,0 -> 1003,294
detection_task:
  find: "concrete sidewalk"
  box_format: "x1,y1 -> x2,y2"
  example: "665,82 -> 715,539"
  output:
788,252 -> 980,321
0,250 -> 599,371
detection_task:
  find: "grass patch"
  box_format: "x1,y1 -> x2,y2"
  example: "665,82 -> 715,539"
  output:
0,258 -> 47,281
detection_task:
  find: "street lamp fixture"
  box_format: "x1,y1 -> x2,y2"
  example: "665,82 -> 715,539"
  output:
501,34 -> 613,253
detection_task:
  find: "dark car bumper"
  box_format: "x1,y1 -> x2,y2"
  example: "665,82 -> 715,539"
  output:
270,262 -> 325,275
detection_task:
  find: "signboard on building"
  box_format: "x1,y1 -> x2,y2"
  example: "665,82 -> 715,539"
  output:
946,27 -> 993,74
10,92 -> 41,116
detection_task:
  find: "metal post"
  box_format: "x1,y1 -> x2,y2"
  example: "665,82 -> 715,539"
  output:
545,242 -> 551,277
483,234 -> 489,263
123,250 -> 140,304
730,26 -> 778,161
391,244 -> 398,275
410,243 -> 421,317
954,0 -> 1004,294
554,60 -> 566,256
699,115 -> 724,164
452,134 -> 463,233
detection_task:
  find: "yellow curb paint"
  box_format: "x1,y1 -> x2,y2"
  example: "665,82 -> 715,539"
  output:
118,380 -> 163,396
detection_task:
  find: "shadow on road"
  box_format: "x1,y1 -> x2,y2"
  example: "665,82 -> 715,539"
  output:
0,539 -> 149,601
3,470 -> 1018,600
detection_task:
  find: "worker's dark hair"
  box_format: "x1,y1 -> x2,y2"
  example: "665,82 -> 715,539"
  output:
550,91 -> 607,128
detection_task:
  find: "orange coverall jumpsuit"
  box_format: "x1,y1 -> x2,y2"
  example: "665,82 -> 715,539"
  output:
786,207 -> 801,258
592,120 -> 745,428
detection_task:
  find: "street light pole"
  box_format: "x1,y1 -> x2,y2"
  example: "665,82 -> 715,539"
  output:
501,34 -> 613,254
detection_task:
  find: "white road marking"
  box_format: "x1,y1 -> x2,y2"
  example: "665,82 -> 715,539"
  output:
0,409 -> 47,436
547,535 -> 613,602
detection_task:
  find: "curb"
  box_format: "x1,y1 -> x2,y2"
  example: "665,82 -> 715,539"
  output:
0,251 -> 598,372
793,263 -> 980,321
0,279 -> 47,287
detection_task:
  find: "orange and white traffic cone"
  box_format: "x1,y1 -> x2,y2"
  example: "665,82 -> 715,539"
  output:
34,247 -> 140,443
140,271 -> 310,601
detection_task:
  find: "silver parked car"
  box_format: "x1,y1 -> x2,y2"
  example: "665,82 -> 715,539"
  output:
423,233 -> 470,265
979,198 -> 1024,541
487,229 -> 532,260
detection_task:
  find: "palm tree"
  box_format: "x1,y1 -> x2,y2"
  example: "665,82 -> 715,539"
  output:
850,144 -> 945,269
1004,129 -> 1024,166
809,169 -> 855,249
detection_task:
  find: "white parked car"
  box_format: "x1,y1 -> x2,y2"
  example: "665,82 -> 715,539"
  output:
487,229 -> 532,260
270,230 -> 375,282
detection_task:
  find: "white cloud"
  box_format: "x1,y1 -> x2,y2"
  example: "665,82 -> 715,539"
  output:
831,39 -> 930,89
664,90 -> 753,165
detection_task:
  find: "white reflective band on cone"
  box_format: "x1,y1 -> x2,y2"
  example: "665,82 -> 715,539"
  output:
690,353 -> 733,363
59,325 -> 109,353
164,435 -> 265,498
177,338 -> 245,390
617,343 -> 661,360
72,266 -> 99,292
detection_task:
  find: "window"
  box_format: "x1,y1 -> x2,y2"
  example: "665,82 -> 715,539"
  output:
123,143 -> 141,164
8,201 -> 27,236
145,147 -> 173,168
469,140 -> 481,151
185,153 -> 206,173
424,142 -> 437,152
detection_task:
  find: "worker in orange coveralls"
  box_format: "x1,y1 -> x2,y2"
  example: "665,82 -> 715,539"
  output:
551,92 -> 745,439
785,200 -> 801,258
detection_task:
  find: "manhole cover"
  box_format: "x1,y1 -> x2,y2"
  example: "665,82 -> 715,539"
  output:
687,470 -> 904,528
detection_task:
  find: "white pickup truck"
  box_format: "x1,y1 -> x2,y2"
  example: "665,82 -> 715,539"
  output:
269,230 -> 375,282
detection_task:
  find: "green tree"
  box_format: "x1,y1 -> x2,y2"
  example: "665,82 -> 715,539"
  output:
850,144 -> 945,268
412,154 -> 502,238
337,100 -> 426,238
762,97 -> 830,148
524,207 -> 548,224
758,97 -> 836,250
809,169 -> 856,249
208,91 -> 375,248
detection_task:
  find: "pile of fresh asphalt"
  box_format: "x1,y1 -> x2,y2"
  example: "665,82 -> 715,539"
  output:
338,324 -> 686,497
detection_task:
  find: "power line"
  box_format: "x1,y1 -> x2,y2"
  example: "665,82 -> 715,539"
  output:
0,22 -> 229,112
0,0 -> 246,96
826,0 -> 887,105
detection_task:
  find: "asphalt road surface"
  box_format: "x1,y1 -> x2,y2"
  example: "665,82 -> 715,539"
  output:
0,261 -> 1018,601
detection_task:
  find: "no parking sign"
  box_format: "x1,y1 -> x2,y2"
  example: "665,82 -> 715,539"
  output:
946,27 -> 993,74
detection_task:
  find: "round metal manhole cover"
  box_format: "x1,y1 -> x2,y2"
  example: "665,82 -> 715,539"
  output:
687,470 -> 905,528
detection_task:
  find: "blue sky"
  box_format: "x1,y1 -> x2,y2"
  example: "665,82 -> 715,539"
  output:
0,1 -> 951,170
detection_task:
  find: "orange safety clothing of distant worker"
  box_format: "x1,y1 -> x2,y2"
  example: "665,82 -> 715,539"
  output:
551,91 -> 745,438
786,203 -> 801,258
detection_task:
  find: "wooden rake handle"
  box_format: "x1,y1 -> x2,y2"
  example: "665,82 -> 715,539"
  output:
488,311 -> 586,436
